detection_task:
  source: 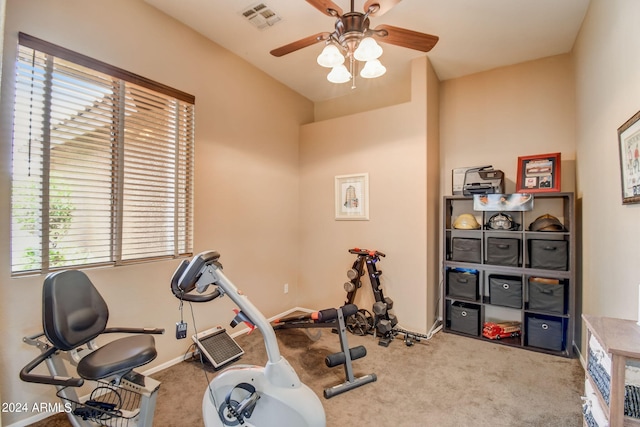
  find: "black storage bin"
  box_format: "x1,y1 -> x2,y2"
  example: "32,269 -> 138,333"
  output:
447,269 -> 479,300
529,239 -> 568,271
450,302 -> 480,336
486,237 -> 520,266
528,278 -> 566,314
451,238 -> 481,263
526,316 -> 564,351
489,275 -> 522,308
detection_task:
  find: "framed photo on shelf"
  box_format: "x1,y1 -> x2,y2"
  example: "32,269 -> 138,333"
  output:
617,110 -> 640,205
516,152 -> 561,193
335,173 -> 369,220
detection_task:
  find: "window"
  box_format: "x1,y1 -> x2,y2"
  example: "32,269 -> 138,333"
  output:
10,33 -> 195,275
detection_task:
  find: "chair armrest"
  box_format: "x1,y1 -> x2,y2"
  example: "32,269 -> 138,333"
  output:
103,327 -> 165,334
20,346 -> 84,387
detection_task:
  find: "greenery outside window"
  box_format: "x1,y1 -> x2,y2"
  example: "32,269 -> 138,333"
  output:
10,33 -> 195,275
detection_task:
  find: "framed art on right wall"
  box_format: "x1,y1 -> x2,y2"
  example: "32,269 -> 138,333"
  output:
617,110 -> 640,204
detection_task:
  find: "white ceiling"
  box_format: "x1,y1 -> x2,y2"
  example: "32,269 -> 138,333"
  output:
144,0 -> 591,102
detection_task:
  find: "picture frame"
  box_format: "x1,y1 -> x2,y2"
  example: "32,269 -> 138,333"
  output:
335,173 -> 369,220
617,110 -> 640,205
516,152 -> 561,193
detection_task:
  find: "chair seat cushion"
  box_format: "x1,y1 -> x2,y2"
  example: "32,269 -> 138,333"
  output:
77,335 -> 157,380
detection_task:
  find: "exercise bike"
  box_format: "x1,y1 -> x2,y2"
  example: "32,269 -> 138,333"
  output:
170,250 -> 326,427
20,270 -> 165,427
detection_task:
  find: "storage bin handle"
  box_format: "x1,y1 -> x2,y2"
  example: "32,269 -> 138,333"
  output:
502,283 -> 510,290
541,323 -> 549,330
461,311 -> 467,317
497,244 -> 510,249
542,245 -> 558,251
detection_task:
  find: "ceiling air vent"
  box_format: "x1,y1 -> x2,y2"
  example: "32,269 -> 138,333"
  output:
241,3 -> 281,30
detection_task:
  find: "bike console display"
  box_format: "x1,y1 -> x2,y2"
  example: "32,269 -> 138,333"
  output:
170,251 -> 222,303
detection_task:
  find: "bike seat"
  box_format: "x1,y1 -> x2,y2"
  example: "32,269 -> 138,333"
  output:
77,335 -> 157,380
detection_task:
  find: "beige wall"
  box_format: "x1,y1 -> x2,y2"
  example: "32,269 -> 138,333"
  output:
440,54 -> 577,196
573,0 -> 640,330
0,1 -> 313,425
298,57 -> 440,333
313,68 -> 412,121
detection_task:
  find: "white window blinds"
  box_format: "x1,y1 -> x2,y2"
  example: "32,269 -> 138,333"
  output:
11,33 -> 195,275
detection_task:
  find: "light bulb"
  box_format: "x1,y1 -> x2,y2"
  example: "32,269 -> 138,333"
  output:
354,37 -> 383,62
360,59 -> 386,79
327,64 -> 352,84
317,44 -> 344,68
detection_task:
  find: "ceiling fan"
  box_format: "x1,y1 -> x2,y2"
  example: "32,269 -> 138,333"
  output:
270,0 -> 439,86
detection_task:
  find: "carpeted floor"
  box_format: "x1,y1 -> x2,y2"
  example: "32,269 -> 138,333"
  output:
29,328 -> 585,426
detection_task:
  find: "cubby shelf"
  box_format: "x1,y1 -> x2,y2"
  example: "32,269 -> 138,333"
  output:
442,192 -> 577,358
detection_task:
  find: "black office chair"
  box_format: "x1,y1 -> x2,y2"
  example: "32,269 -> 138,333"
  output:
21,270 -> 164,426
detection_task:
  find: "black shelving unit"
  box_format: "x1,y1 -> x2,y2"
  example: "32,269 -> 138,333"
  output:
442,192 -> 576,357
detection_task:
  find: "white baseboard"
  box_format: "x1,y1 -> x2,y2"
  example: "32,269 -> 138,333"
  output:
6,306 -> 315,427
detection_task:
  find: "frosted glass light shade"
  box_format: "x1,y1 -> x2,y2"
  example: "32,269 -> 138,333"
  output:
327,64 -> 352,84
360,59 -> 386,79
354,37 -> 383,62
317,44 -> 344,68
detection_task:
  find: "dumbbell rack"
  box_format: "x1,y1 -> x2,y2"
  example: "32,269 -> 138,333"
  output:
343,248 -> 437,346
344,248 -> 398,346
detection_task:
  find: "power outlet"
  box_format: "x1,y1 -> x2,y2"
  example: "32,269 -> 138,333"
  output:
284,283 -> 289,294
176,321 -> 187,339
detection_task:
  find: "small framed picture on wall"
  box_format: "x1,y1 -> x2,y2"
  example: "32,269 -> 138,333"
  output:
335,173 -> 369,220
516,152 -> 561,193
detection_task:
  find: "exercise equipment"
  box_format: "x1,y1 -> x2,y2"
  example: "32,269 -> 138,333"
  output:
344,248 -> 397,346
273,304 -> 377,398
343,248 -> 437,346
170,250 -> 326,427
192,326 -> 245,369
20,270 -> 165,427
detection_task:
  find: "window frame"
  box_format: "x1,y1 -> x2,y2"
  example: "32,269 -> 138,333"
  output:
10,33 -> 195,276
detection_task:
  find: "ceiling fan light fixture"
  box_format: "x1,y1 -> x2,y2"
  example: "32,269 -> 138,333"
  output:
360,59 -> 386,79
353,37 -> 383,62
327,64 -> 352,83
317,44 -> 344,68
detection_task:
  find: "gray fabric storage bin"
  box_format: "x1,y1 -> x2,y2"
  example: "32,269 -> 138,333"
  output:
447,269 -> 479,300
451,238 -> 481,263
486,237 -> 520,266
450,302 -> 480,336
529,239 -> 568,271
528,279 -> 566,314
489,275 -> 522,308
526,316 -> 564,351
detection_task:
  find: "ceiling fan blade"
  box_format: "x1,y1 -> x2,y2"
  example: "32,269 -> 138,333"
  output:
306,0 -> 343,17
270,32 -> 331,57
364,0 -> 401,17
373,24 -> 439,52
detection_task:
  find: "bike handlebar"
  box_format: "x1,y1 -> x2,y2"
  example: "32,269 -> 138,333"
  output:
170,258 -> 223,303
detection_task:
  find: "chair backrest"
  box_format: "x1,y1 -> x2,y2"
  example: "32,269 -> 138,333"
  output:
42,270 -> 109,350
